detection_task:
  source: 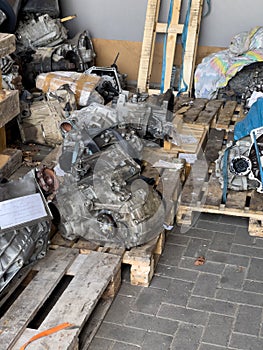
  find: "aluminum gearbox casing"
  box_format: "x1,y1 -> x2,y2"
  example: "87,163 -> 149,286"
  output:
0,171 -> 52,294
55,143 -> 165,248
215,126 -> 263,192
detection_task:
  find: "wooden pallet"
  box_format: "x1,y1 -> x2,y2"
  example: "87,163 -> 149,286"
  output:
51,230 -> 166,288
176,127 -> 263,236
0,247 -> 121,350
176,160 -> 263,224
137,0 -> 204,93
173,97 -> 246,132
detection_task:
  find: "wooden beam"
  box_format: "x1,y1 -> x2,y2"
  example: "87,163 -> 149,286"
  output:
163,0 -> 182,91
181,0 -> 204,93
137,0 -> 161,92
0,126 -> 6,152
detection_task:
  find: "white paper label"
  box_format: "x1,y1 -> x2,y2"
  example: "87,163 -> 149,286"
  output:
180,135 -> 198,144
179,153 -> 197,164
0,193 -> 48,230
152,160 -> 183,169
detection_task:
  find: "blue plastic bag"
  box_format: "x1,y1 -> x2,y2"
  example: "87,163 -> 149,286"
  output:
234,97 -> 263,140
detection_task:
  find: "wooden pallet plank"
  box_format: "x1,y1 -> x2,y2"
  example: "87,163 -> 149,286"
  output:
33,252 -> 120,350
225,190 -> 248,210
182,98 -> 208,123
196,99 -> 224,127
163,0 -> 182,91
215,101 -> 238,129
180,0 -> 204,93
0,33 -> 16,58
10,251 -> 121,350
204,172 -> 222,208
137,0 -> 161,92
0,126 -> 6,152
51,229 -> 166,288
204,128 -> 226,164
0,90 -> 20,129
179,159 -> 208,206
0,248 -> 78,350
0,148 -> 23,179
249,190 -> 263,213
162,122 -> 207,157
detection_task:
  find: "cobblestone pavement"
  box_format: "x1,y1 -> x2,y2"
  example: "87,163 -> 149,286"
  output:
89,213 -> 263,349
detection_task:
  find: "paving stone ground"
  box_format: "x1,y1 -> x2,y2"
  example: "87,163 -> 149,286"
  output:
89,213 -> 263,349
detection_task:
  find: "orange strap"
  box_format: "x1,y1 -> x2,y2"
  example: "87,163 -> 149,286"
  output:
20,322 -> 73,350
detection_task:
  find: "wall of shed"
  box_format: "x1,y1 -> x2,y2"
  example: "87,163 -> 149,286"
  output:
59,0 -> 263,83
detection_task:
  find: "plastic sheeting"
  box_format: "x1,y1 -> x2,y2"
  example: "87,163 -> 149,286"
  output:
194,27 -> 263,99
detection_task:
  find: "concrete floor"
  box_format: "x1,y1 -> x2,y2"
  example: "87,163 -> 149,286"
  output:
89,213 -> 263,350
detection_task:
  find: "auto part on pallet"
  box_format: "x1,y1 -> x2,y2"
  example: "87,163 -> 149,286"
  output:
0,0 -> 22,32
215,126 -> 263,192
15,13 -> 68,52
0,171 -> 52,294
17,85 -> 77,146
85,65 -> 128,104
39,93 -> 177,247
36,71 -> 102,106
59,87 -> 177,147
19,31 -> 96,88
54,143 -> 164,248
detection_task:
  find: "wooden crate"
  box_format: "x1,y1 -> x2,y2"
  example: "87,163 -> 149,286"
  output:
0,247 -> 121,350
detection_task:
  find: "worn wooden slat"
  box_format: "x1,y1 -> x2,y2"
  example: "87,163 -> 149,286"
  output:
0,33 -> 16,58
249,190 -> 263,212
137,0 -> 160,92
0,248 -> 78,350
0,126 -> 6,152
204,172 -> 222,208
179,159 -> 208,206
195,99 -> 224,126
163,0 -> 182,91
0,90 -> 20,129
225,190 -> 248,210
180,0 -> 204,93
204,128 -> 226,164
0,148 -> 22,179
173,95 -> 193,112
12,251 -> 121,350
216,101 -> 238,129
248,218 -> 263,237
